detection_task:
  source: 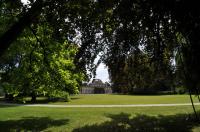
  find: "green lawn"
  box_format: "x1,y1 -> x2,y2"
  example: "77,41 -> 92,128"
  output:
0,105 -> 200,131
1,94 -> 200,131
54,94 -> 199,105
2,94 -> 198,105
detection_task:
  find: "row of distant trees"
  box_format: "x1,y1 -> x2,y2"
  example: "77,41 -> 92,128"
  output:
107,44 -> 187,94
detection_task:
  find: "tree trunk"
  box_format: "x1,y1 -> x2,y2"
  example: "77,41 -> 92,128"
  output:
5,93 -> 14,101
31,92 -> 37,103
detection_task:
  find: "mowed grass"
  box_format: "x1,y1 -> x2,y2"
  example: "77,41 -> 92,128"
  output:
1,94 -> 200,131
51,94 -> 200,105
0,105 -> 200,131
4,94 -> 198,105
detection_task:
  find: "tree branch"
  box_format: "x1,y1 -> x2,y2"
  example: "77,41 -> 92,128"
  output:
0,0 -> 46,57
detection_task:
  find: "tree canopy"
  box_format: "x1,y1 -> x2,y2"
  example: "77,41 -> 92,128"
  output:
0,1 -> 85,102
1,0 -> 200,101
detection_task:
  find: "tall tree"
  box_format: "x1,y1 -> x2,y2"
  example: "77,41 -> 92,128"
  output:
0,22 -> 85,102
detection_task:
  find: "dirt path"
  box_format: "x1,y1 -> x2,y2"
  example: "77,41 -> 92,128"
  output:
1,103 -> 200,107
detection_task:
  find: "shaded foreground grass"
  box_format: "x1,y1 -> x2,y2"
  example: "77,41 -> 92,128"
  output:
0,105 -> 200,131
73,113 -> 200,132
0,117 -> 69,131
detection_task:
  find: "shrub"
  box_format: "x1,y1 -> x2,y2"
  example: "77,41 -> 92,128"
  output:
48,91 -> 70,102
175,86 -> 187,94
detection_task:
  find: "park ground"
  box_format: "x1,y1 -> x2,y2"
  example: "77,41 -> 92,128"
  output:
1,94 -> 200,131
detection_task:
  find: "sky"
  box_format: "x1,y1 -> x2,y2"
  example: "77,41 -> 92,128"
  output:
21,0 -> 29,5
95,63 -> 109,83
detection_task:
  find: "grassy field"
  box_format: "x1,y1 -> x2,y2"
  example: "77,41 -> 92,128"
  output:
54,94 -> 199,105
4,94 -> 198,105
2,94 -> 198,105
1,94 -> 200,131
0,105 -> 200,131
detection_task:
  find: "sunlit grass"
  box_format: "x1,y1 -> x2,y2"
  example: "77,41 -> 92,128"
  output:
1,94 -> 200,131
50,94 -> 199,105
0,105 -> 200,131
4,94 -> 198,105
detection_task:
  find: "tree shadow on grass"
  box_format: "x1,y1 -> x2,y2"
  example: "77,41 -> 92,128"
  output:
70,97 -> 81,100
0,117 -> 69,131
73,113 -> 200,132
0,104 -> 19,108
